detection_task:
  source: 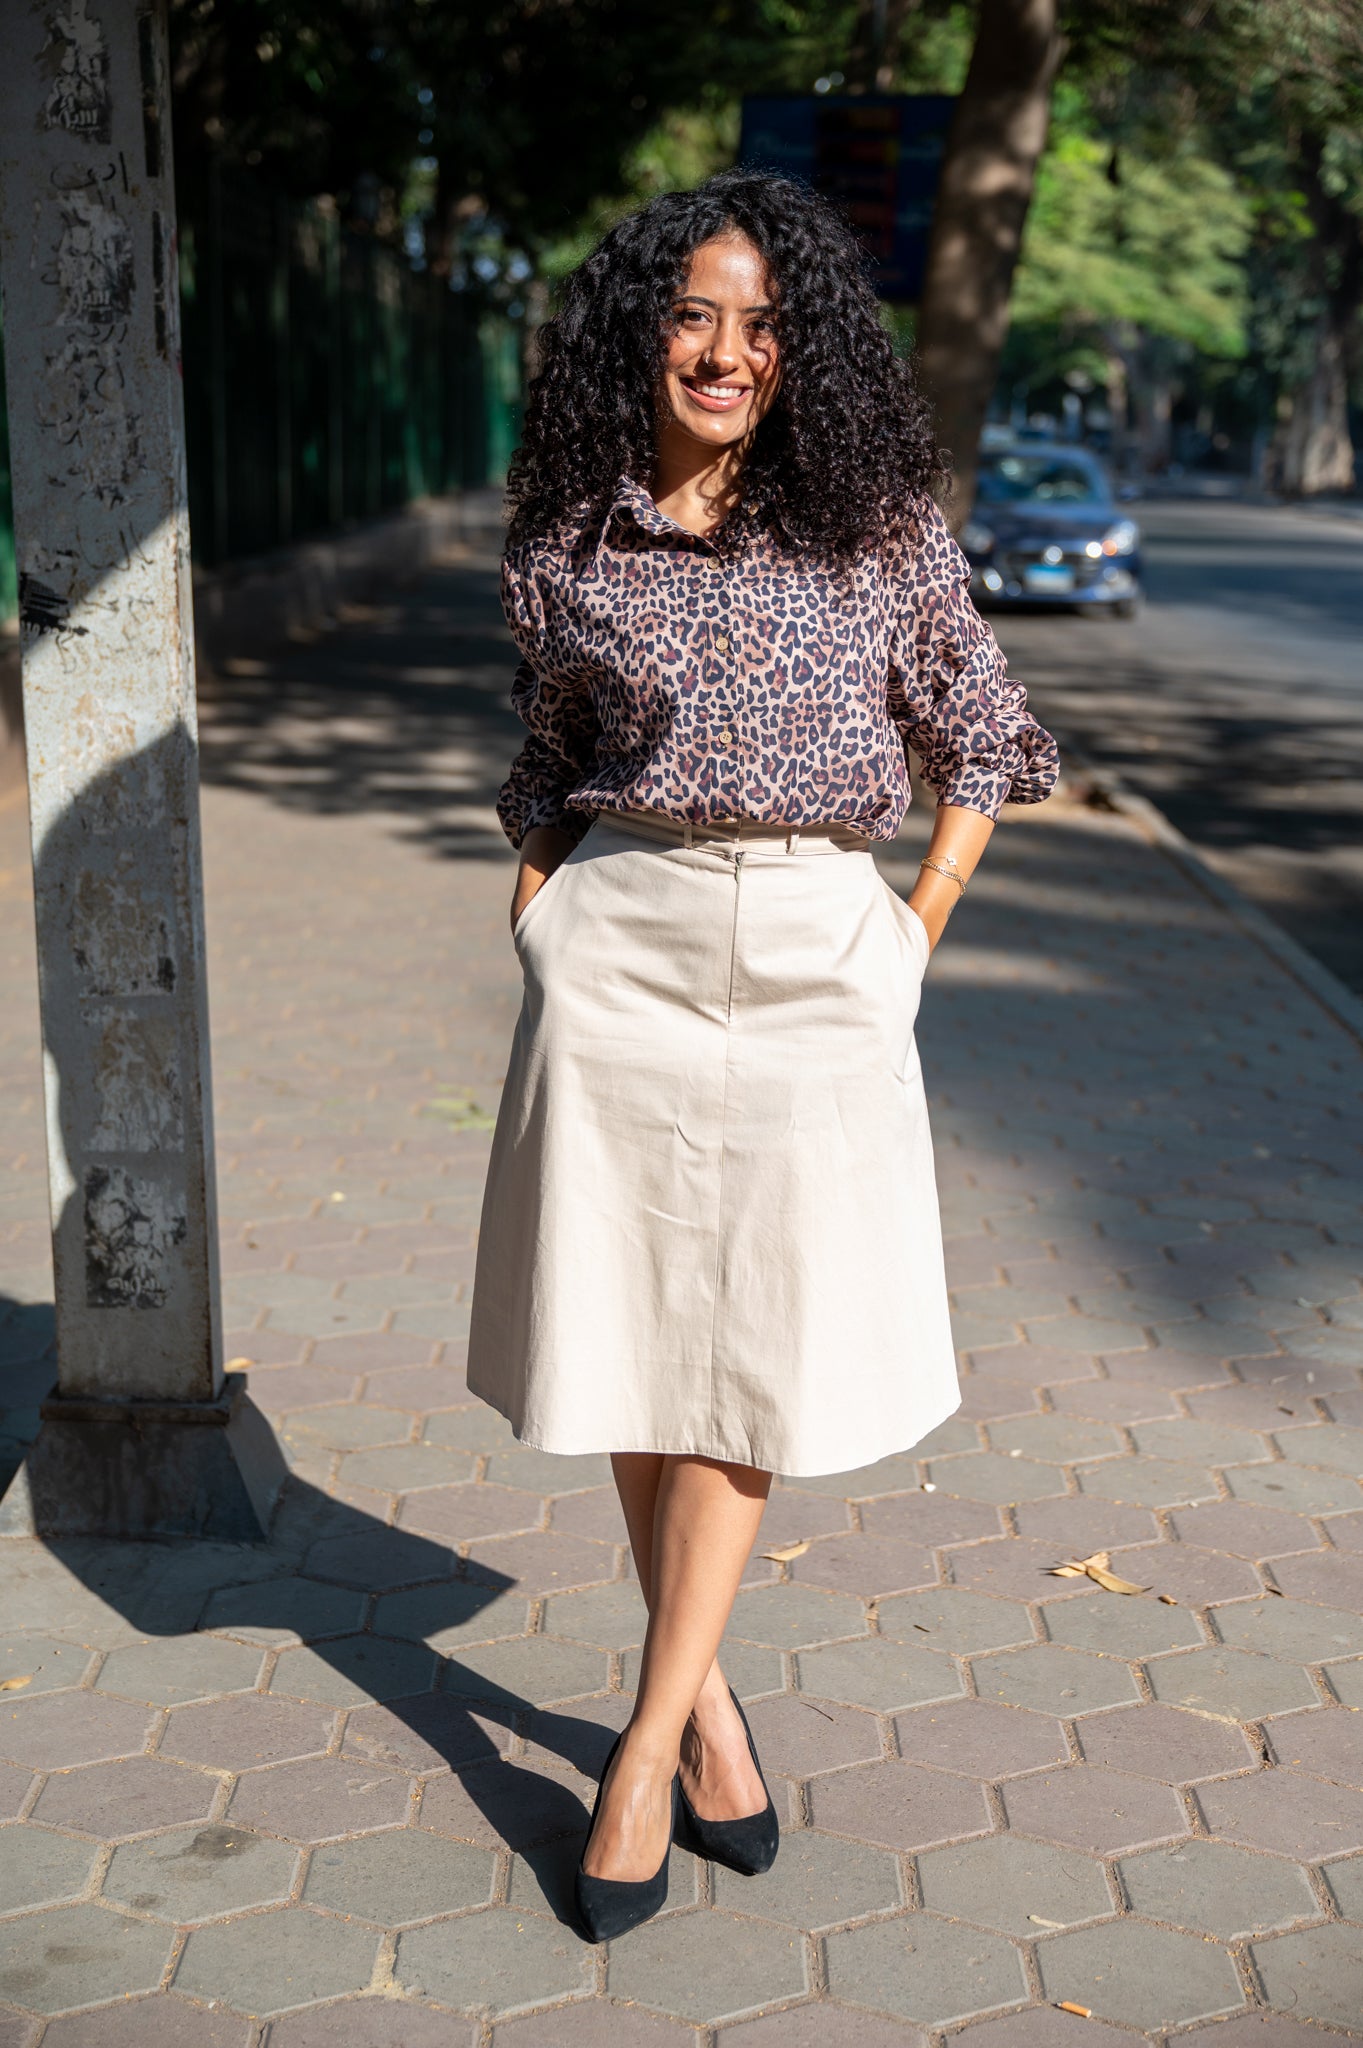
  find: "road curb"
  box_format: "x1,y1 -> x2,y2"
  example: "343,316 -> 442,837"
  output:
1067,755 -> 1363,1051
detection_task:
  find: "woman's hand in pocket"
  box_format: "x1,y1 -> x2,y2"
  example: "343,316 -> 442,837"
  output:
511,826 -> 576,934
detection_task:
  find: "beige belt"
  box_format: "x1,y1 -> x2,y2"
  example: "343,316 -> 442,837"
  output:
600,808 -> 869,855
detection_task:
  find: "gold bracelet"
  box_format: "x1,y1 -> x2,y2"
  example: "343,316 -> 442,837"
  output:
919,855 -> 966,896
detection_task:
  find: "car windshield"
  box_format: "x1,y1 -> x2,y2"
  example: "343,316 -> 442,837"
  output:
976,454 -> 1110,507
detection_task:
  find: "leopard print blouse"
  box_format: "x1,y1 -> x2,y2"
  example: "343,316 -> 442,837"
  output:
497,476 -> 1058,847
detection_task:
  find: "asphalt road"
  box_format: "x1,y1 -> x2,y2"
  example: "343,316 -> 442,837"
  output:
986,494 -> 1363,994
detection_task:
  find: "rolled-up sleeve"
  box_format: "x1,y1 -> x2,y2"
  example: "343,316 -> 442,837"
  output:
496,550 -> 601,849
887,500 -> 1059,818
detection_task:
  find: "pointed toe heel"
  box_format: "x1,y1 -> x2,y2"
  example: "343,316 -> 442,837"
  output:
574,1735 -> 679,1944
676,1686 -> 779,1877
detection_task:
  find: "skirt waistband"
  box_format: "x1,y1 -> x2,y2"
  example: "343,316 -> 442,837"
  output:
599,808 -> 870,856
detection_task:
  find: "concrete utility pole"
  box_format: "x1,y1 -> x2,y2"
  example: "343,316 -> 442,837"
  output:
0,0 -> 283,1537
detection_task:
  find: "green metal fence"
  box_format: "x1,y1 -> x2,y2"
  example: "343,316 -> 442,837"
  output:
0,166 -> 519,615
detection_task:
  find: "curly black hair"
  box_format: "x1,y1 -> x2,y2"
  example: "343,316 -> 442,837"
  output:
506,169 -> 947,561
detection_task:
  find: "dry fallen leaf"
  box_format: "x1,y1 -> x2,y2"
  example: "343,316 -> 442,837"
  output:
0,1676 -> 33,1693
1265,1585 -> 1285,1596
1029,1914 -> 1064,1928
224,1356 -> 254,1374
1046,1550 -> 1148,1596
761,1540 -> 810,1563
1158,1593 -> 1178,1606
1056,2002 -> 1092,2019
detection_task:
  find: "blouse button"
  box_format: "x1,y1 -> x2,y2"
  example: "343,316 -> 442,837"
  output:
718,728 -> 734,747
714,633 -> 730,653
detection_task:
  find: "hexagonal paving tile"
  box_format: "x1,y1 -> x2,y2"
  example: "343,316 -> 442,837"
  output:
1197,1767 -> 1363,1860
0,1825 -> 98,1915
1332,1660 -> 1363,1709
303,1828 -> 494,1924
200,1580 -> 369,1647
1170,1500 -> 1323,1560
338,1445 -> 476,1493
718,2006 -> 923,2048
269,1636 -> 438,1708
265,1998 -> 476,2048
542,1583 -> 649,1650
397,1905 -> 592,2013
39,1991 -> 253,2045
1037,1919 -> 1244,2030
103,1824 -> 299,1923
1077,1459 -> 1219,1509
440,1638 -> 609,1707
986,1415 -> 1124,1465
0,1902 -> 173,2014
1119,1838 -> 1319,1938
809,1759 -> 991,1850
1003,1764 -> 1188,1854
861,1492 -> 1004,1548
918,1832 -> 1112,1935
96,1635 -> 267,1706
175,1906 -> 381,2017
787,1534 -> 937,1599
372,1584 -> 528,1654
1128,1418 -> 1271,1467
738,1694 -> 881,1779
786,1452 -> 926,1499
1274,1424 -> 1363,1473
1212,1598 -> 1363,1666
726,1585 -> 867,1650
1076,1702 -> 1256,1782
794,1637 -> 962,1712
894,1698 -> 1067,1779
421,1405 -> 520,1453
342,1695 -> 508,1776
464,1534 -> 615,1599
1267,1706 -> 1363,1786
1146,1647 -> 1320,1720
0,1636 -> 93,1697
1326,1856 -> 1363,1921
0,1691 -> 154,1770
489,2006 -> 695,2048
1227,1463 -> 1363,1515
623,1640 -> 784,1704
825,1913 -> 1027,2027
1251,1924 -> 1363,2033
32,1757 -> 216,1839
0,1761 -> 35,1823
924,1453 -> 1064,1504
228,1757 -> 411,1842
1040,1591 -> 1203,1659
604,1907 -> 805,2021
160,1696 -> 337,1771
970,1645 -> 1140,1716
305,1529 -> 455,1593
483,1447 -> 615,1494
711,1827 -> 901,1928
283,1406 -> 413,1451
879,1588 -> 1036,1655
399,1485 -> 544,1545
417,1758 -> 592,1852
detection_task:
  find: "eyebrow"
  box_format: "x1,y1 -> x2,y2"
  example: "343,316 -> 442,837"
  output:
676,294 -> 777,315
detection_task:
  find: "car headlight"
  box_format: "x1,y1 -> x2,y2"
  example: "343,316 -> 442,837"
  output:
1102,519 -> 1139,556
961,519 -> 995,554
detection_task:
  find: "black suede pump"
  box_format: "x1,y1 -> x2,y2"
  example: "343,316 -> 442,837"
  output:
674,1686 -> 779,1876
574,1733 -> 679,1943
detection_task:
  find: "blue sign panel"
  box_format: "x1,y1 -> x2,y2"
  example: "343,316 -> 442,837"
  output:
739,95 -> 955,302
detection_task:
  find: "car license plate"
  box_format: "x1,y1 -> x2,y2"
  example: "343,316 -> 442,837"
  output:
1023,563 -> 1075,592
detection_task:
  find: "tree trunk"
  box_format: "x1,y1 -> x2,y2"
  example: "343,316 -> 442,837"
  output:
914,0 -> 1064,527
1268,309 -> 1356,496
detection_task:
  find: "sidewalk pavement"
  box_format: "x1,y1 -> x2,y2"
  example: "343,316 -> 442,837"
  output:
1,541 -> 1361,2047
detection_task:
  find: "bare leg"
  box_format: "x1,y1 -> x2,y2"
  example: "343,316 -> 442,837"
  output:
582,1453 -> 771,1881
612,1452 -> 771,1825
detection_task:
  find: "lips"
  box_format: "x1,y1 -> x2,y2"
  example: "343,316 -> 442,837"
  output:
679,375 -> 751,414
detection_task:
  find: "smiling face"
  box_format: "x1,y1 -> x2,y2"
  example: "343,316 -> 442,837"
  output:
657,232 -> 781,459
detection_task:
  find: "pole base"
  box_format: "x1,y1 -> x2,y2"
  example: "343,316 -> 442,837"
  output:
0,1376 -> 287,1541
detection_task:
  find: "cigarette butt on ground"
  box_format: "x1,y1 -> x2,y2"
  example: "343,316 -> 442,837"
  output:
1055,2001 -> 1092,2018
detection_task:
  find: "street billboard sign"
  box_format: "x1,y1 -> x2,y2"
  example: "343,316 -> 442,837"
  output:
738,94 -> 954,302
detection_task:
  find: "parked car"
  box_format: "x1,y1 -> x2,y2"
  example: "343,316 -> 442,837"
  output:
959,444 -> 1143,616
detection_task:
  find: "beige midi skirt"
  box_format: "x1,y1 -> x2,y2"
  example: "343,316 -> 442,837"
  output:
466,812 -> 960,1477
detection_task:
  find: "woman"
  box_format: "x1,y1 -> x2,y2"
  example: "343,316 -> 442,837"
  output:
467,170 -> 1058,1941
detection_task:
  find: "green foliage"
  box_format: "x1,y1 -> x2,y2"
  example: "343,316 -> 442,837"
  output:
1012,99 -> 1252,358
